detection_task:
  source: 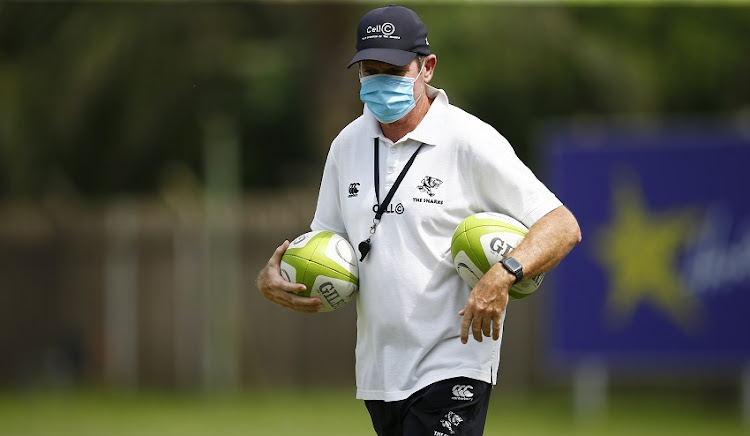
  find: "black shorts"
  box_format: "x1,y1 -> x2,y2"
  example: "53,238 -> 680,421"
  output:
365,377 -> 492,436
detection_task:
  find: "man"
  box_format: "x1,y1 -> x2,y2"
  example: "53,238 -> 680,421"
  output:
258,5 -> 581,435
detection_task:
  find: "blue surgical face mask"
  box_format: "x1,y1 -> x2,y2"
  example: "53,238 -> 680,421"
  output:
359,65 -> 424,124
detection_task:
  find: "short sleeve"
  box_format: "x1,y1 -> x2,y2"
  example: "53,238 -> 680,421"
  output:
470,132 -> 562,229
310,146 -> 349,239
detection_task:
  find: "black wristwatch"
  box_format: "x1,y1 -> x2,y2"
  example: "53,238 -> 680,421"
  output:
500,257 -> 524,284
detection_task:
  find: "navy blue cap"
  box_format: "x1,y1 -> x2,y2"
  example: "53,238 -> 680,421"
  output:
347,5 -> 430,68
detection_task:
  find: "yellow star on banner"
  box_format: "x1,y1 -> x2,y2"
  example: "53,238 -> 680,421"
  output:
595,174 -> 701,330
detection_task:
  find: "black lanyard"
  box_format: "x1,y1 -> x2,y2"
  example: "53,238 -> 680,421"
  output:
359,138 -> 425,261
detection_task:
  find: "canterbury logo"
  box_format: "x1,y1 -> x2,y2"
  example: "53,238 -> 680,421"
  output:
348,182 -> 360,198
451,384 -> 474,401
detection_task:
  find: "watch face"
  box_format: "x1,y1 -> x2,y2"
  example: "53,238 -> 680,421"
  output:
503,257 -> 522,273
501,257 -> 523,284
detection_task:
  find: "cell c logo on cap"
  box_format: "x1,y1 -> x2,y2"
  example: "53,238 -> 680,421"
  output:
367,22 -> 396,36
381,22 -> 395,36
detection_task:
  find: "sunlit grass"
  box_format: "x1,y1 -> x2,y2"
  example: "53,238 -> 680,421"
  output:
0,387 -> 745,436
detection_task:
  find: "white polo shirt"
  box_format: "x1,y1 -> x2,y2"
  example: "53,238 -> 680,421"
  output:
311,85 -> 562,402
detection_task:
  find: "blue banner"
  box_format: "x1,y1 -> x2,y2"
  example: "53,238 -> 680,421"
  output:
545,122 -> 750,369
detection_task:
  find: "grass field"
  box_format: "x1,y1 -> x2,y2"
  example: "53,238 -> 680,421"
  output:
0,387 -> 746,436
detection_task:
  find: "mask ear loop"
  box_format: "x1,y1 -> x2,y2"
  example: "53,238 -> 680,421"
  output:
416,57 -> 426,78
412,60 -> 427,105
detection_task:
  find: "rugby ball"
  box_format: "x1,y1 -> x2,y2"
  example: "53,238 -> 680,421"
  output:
451,212 -> 544,300
280,230 -> 359,312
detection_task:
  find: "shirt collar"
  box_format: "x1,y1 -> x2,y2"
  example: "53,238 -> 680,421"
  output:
361,85 -> 450,147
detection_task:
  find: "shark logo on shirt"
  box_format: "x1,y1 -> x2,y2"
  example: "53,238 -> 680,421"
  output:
418,176 -> 443,197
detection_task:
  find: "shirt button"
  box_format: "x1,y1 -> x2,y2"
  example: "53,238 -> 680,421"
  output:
390,147 -> 396,154
387,167 -> 395,174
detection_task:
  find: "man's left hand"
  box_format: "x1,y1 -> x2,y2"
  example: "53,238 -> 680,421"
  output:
459,264 -> 514,344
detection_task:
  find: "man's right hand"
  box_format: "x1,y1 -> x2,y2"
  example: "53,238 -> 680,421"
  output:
257,240 -> 322,313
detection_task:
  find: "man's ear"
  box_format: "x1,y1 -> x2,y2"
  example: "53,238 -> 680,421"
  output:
423,55 -> 437,84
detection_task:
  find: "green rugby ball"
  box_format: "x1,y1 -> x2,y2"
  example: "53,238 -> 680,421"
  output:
280,230 -> 359,312
451,212 -> 544,300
